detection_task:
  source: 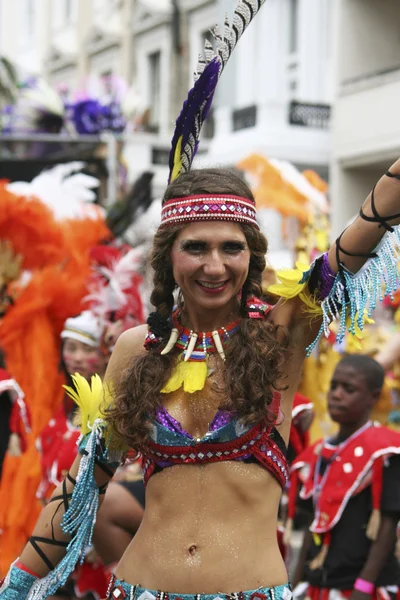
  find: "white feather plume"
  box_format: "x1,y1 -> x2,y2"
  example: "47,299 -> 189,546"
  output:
6,162 -> 103,221
85,247 -> 144,318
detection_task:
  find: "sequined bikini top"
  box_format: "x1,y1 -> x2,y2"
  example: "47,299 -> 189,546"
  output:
141,396 -> 288,488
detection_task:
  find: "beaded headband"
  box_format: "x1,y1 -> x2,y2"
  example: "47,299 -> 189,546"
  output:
160,194 -> 259,229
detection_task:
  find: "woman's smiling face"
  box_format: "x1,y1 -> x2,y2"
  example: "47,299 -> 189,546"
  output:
171,221 -> 250,312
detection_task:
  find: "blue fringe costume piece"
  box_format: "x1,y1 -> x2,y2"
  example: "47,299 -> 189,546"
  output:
26,423 -> 122,600
305,229 -> 400,355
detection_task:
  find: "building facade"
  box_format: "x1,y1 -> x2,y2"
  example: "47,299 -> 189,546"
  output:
330,0 -> 400,237
0,0 -> 334,195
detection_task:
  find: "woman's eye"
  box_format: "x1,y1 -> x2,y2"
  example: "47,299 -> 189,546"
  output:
222,243 -> 245,254
181,242 -> 205,253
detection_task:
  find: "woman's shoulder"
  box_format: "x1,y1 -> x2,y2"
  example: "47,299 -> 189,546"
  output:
118,323 -> 148,342
106,324 -> 148,381
114,324 -> 148,355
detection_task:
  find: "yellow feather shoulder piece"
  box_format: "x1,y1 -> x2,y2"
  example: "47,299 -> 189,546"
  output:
64,373 -> 112,436
267,261 -> 323,315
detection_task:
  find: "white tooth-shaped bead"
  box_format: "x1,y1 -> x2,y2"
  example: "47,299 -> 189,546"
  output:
184,332 -> 198,362
160,328 -> 179,355
212,330 -> 226,361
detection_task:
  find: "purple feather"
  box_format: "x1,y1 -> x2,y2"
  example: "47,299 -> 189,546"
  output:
168,57 -> 220,183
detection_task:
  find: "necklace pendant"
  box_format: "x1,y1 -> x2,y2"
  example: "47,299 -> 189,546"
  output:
184,332 -> 198,362
160,328 -> 179,355
212,330 -> 226,361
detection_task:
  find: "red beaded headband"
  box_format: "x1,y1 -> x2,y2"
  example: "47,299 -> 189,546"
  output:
160,194 -> 259,229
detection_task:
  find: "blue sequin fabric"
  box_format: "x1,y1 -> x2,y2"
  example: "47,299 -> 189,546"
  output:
107,577 -> 293,600
0,564 -> 38,599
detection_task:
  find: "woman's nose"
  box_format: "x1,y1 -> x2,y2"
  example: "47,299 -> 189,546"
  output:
203,251 -> 226,276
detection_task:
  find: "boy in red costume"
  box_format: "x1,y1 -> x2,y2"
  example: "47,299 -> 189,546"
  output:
291,355 -> 400,600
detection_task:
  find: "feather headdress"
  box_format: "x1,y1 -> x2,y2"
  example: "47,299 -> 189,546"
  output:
168,0 -> 266,184
84,245 -> 145,340
7,162 -> 102,221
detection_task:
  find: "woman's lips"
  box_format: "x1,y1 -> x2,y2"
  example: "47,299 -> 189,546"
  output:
195,279 -> 230,294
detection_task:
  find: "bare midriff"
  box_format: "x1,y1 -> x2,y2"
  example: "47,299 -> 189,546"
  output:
115,460 -> 287,593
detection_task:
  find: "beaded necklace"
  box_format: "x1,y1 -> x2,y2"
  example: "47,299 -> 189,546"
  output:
162,309 -> 240,362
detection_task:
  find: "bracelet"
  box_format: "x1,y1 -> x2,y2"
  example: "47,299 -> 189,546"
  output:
354,578 -> 375,595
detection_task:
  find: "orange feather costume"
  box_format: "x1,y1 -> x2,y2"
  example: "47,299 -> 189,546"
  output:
0,182 -> 110,575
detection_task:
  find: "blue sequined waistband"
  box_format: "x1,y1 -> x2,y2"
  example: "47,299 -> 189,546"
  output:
106,576 -> 292,600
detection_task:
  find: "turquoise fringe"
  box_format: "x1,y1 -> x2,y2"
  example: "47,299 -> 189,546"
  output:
306,229 -> 400,356
28,422 -> 121,599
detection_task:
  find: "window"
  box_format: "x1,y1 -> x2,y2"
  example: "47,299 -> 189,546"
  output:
288,0 -> 299,54
148,51 -> 161,132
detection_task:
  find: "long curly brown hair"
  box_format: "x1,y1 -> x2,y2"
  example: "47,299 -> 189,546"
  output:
106,169 -> 288,451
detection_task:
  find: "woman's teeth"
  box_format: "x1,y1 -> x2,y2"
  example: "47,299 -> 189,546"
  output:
198,280 -> 228,289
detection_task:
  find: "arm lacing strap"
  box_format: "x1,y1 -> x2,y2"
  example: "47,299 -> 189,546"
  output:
386,170 -> 400,181
28,537 -> 68,571
335,230 -> 377,270
28,473 -> 76,570
99,482 -> 108,495
94,457 -> 115,479
27,465 -> 109,572
48,473 -> 76,512
80,447 -> 115,480
359,172 -> 400,233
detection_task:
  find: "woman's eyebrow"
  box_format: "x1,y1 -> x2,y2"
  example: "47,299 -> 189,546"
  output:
222,239 -> 247,245
179,239 -> 248,248
180,239 -> 207,245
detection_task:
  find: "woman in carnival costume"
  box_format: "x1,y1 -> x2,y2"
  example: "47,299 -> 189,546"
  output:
4,0 -> 400,598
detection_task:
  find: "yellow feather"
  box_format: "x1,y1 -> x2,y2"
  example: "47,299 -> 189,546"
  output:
161,360 -> 208,394
170,136 -> 183,183
267,262 -> 323,315
64,373 -> 108,435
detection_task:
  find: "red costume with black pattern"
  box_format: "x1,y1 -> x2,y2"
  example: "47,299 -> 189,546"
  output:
291,421 -> 400,548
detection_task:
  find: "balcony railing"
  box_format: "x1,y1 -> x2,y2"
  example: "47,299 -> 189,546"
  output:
289,101 -> 331,130
151,147 -> 170,166
232,105 -> 257,131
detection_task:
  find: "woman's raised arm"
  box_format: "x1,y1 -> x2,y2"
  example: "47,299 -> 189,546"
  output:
327,159 -> 400,273
270,159 -> 400,353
